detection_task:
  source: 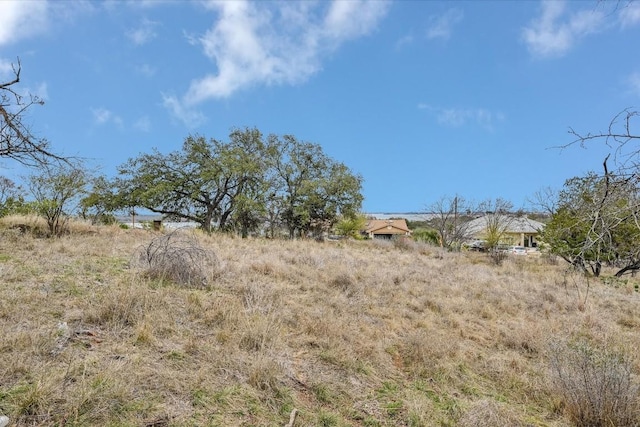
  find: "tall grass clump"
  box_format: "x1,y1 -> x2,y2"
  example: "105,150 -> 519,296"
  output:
133,230 -> 219,287
548,337 -> 640,427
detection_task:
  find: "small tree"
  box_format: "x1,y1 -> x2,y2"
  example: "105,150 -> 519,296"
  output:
426,195 -> 476,251
0,175 -> 25,216
480,198 -> 514,263
335,214 -> 367,239
27,163 -> 88,236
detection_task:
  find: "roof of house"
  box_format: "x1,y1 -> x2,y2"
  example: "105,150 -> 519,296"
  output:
466,215 -> 546,235
364,219 -> 411,234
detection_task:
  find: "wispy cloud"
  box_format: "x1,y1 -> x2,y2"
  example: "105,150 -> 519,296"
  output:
628,72 -> 640,97
420,103 -> 505,130
619,2 -> 640,28
134,63 -> 156,78
0,58 -> 14,77
134,116 -> 151,132
162,94 -> 206,128
91,107 -> 124,129
522,0 -> 605,58
127,18 -> 159,46
426,8 -> 463,41
32,82 -> 49,101
394,34 -> 414,49
165,0 -> 390,126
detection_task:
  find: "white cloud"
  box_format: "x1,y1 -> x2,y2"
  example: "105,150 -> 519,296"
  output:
91,107 -> 123,129
0,1 -> 95,47
0,1 -> 49,46
166,0 -> 390,126
522,1 -> 605,58
323,0 -> 389,41
127,18 -> 159,46
426,8 -> 463,41
420,103 -> 505,130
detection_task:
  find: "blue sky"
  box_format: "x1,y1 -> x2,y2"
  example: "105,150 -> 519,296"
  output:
1,0 -> 639,213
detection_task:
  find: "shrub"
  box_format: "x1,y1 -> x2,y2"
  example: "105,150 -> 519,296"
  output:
133,230 -> 219,287
392,236 -> 414,251
548,338 -> 640,427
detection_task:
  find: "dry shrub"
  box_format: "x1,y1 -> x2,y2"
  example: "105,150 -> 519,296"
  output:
247,354 -> 283,392
457,399 -> 524,427
548,337 -> 640,427
133,230 -> 219,287
329,272 -> 356,294
392,236 -> 414,251
0,214 -> 48,237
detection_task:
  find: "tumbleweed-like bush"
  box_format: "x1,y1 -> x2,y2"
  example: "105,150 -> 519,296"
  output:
133,230 -> 219,287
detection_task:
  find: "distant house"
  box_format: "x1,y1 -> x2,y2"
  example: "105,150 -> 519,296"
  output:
363,219 -> 412,240
465,215 -> 545,248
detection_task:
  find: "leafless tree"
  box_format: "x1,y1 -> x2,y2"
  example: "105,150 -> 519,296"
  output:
478,198 -> 514,263
1,58 -> 64,167
426,195 -> 476,251
567,108 -> 640,176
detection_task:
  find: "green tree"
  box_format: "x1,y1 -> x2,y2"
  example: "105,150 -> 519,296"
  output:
27,163 -> 88,236
412,228 -> 440,245
272,135 -> 363,239
0,175 -> 25,216
80,175 -> 120,225
563,104 -> 640,277
116,129 -> 268,233
216,128 -> 272,236
542,168 -> 640,277
116,129 -> 363,238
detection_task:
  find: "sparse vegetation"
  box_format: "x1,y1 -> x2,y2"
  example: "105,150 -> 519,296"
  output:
1,219 -> 640,426
548,337 -> 640,427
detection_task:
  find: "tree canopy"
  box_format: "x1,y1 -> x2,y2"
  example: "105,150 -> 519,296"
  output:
542,166 -> 640,277
114,128 -> 363,237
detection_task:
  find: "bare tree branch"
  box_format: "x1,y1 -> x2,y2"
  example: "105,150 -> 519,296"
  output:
0,57 -> 66,168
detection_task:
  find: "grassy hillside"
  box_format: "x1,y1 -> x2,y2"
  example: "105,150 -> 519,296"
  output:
1,219 -> 639,426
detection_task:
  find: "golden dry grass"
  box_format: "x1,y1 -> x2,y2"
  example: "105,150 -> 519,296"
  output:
1,223 -> 639,426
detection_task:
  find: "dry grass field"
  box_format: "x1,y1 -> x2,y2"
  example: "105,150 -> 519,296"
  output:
1,216 -> 640,426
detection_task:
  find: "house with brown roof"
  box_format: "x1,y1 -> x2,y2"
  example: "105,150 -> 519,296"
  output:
363,219 -> 412,240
